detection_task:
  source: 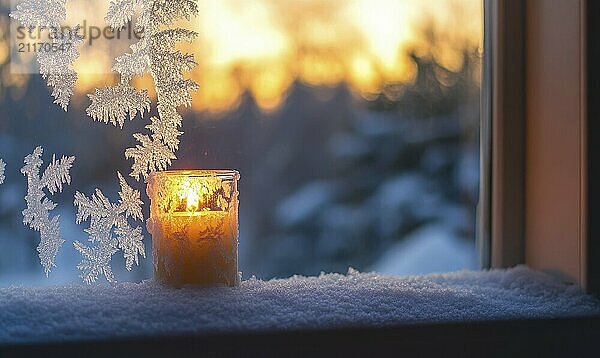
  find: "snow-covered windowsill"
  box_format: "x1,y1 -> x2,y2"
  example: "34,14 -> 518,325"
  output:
1,266 -> 598,344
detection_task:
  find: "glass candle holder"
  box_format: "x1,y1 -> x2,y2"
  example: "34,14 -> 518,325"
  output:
147,170 -> 240,287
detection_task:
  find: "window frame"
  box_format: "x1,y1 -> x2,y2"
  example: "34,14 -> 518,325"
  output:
479,0 -> 526,269
588,0 -> 600,296
3,316 -> 600,356
483,0 -> 593,293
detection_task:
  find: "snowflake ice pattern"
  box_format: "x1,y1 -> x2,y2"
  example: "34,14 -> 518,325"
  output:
0,158 -> 5,185
37,26 -> 84,110
73,172 -> 146,284
10,0 -> 82,111
86,83 -> 151,128
13,0 -> 200,175
21,147 -> 75,276
90,0 -> 199,180
9,0 -> 66,28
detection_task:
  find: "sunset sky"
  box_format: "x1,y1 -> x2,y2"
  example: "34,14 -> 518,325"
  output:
4,0 -> 483,112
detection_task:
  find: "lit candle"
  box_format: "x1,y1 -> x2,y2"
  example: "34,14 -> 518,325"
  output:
147,170 -> 240,287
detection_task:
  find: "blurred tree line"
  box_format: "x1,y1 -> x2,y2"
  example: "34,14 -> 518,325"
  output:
0,11 -> 480,280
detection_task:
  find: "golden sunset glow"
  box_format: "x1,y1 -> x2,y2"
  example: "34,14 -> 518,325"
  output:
16,0 -> 483,112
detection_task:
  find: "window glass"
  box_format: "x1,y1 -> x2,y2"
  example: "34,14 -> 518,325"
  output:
0,0 -> 483,284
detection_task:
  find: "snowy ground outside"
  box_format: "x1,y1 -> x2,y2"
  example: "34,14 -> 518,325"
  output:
371,223 -> 478,275
1,266 -> 598,343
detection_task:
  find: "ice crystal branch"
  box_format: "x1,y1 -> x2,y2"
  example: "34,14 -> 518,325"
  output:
0,158 -> 5,185
73,172 -> 146,284
86,84 -> 151,128
10,1 -> 82,110
90,0 -> 199,180
105,0 -> 137,30
21,147 -> 75,276
38,26 -> 84,110
9,0 -> 66,28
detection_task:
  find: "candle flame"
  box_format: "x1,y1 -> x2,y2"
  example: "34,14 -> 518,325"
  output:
177,180 -> 203,212
185,187 -> 200,212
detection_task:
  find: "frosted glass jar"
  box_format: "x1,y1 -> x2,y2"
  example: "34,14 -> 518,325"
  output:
147,170 -> 240,287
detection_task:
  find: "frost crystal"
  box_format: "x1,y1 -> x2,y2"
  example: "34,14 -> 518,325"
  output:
21,147 -> 75,276
73,172 -> 146,284
0,158 -> 5,185
38,26 -> 84,110
10,1 -> 82,111
9,0 -> 66,28
90,0 -> 199,180
86,84 -> 150,128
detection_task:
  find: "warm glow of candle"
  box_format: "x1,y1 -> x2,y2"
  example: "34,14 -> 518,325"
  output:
147,170 -> 240,287
177,179 -> 203,212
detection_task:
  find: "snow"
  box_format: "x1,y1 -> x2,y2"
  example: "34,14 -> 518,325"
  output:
371,224 -> 478,275
1,265 -> 598,343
